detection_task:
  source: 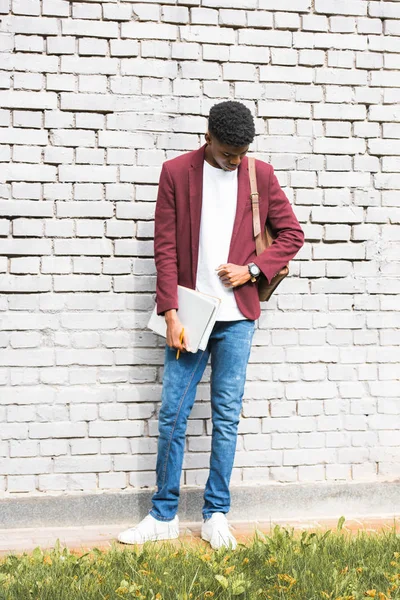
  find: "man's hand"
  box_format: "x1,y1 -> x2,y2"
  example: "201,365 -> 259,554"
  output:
164,309 -> 190,352
216,264 -> 251,288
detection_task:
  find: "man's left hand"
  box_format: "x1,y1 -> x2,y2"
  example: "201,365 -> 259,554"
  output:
216,263 -> 251,288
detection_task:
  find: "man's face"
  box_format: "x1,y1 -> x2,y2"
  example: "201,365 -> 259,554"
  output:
205,133 -> 249,172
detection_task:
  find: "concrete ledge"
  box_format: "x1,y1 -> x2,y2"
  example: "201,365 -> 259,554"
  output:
1,481 -> 400,529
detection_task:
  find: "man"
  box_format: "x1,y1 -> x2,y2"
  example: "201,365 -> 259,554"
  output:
118,101 -> 304,549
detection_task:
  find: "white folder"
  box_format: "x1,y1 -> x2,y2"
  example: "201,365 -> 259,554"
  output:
147,286 -> 221,353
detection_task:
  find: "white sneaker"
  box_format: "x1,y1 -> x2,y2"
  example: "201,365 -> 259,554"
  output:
201,512 -> 237,550
117,514 -> 179,545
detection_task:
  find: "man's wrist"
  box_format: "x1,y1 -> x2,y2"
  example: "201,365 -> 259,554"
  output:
164,309 -> 178,322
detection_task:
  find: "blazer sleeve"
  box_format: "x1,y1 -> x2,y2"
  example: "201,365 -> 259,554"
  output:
154,163 -> 179,315
252,165 -> 305,284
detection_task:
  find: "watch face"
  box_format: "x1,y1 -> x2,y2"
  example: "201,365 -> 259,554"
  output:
250,264 -> 259,276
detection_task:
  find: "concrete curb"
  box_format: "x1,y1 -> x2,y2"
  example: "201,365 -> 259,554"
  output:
1,481 -> 400,529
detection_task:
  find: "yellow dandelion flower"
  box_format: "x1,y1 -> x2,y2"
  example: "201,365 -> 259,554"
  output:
278,574 -> 296,585
155,594 -> 162,600
365,591 -> 376,598
243,558 -> 249,565
378,594 -> 387,600
204,593 -> 214,598
340,566 -> 349,575
394,553 -> 400,559
357,568 -> 363,573
201,554 -> 211,562
321,592 -> 330,598
390,561 -> 397,567
43,556 -> 52,565
267,557 -> 277,565
225,566 -> 235,575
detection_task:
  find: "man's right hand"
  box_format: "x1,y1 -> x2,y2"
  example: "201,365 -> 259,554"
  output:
164,310 -> 190,352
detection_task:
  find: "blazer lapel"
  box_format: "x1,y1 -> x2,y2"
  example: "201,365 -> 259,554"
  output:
189,144 -> 206,287
228,156 -> 250,261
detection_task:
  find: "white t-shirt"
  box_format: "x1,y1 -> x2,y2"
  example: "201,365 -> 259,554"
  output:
195,160 -> 246,321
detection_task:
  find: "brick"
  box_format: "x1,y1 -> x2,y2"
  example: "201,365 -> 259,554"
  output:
369,1 -> 400,19
239,29 -> 292,47
55,457 -> 111,473
103,4 -> 131,20
42,0 -> 69,16
369,140 -> 400,156
122,22 -> 177,40
275,12 -> 300,30
259,101 -> 310,118
299,49 -> 325,66
330,16 -> 356,32
1,15 -> 58,35
230,47 -> 269,65
371,72 -> 400,87
270,48 -> 297,65
121,59 -> 177,78
14,34 -> 43,52
79,38 -> 108,56
313,103 -> 366,120
223,62 -> 256,81
368,36 -> 399,53
61,57 -> 118,75
72,2 -> 101,19
314,138 -> 365,154
190,7 -> 217,25
302,14 -> 328,31
59,165 -> 117,182
110,40 -> 139,57
219,9 -> 246,27
259,0 -> 310,11
62,19 -> 118,38
162,5 -> 188,23
356,51 -> 383,69
369,106 -> 400,122
385,20 -> 400,36
260,66 -> 313,83
89,421 -> 144,437
0,91 -> 56,109
316,0 -> 366,16
357,17 -> 382,34
246,11 -> 273,28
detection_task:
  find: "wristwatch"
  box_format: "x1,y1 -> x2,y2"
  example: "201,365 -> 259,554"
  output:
248,262 -> 261,283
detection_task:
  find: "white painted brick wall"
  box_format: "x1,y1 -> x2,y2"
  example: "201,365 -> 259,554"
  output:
0,0 -> 399,497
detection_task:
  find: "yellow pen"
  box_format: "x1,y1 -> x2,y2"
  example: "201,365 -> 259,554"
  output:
176,328 -> 185,360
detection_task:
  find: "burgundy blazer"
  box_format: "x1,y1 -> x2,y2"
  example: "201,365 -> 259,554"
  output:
154,144 -> 304,321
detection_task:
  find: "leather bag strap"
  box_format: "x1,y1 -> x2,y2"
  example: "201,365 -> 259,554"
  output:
248,157 -> 267,256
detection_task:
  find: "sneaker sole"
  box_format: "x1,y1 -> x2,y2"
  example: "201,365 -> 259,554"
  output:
118,530 -> 180,545
201,530 -> 211,543
201,529 -> 237,550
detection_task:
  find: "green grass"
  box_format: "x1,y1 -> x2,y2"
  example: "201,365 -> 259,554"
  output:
1,517 -> 400,599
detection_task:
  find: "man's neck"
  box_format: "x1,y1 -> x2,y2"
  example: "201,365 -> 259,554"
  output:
204,145 -> 221,169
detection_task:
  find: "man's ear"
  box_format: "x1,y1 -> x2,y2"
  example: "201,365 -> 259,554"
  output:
205,131 -> 211,144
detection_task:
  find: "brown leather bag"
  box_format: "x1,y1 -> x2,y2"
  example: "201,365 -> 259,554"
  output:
248,157 -> 289,302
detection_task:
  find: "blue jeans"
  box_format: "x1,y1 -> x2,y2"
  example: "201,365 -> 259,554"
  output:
150,319 -> 255,522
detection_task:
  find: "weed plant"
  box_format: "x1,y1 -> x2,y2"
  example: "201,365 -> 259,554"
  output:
0,517 -> 399,599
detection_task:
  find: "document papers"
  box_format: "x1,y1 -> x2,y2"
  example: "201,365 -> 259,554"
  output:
147,286 -> 221,353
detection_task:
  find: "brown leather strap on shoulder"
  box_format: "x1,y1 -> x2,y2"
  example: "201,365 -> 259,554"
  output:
248,157 -> 267,256
248,157 -> 260,238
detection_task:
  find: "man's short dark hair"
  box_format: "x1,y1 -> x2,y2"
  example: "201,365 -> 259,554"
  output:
208,101 -> 255,147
